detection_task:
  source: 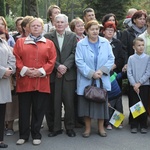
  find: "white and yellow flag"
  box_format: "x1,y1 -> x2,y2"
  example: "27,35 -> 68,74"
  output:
130,101 -> 146,119
109,110 -> 125,128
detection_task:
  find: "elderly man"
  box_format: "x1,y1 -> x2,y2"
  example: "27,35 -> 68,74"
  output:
44,14 -> 77,137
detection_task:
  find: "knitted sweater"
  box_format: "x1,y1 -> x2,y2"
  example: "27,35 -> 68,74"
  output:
127,53 -> 150,86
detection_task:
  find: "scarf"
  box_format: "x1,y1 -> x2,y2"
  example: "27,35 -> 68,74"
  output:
29,34 -> 42,43
131,24 -> 146,37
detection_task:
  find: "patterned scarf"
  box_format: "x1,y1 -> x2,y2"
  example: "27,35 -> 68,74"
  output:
29,34 -> 42,43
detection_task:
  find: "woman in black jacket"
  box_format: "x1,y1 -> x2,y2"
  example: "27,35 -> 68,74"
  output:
121,10 -> 147,67
102,21 -> 124,74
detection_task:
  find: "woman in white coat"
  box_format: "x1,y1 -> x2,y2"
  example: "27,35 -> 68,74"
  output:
0,33 -> 16,148
75,20 -> 114,138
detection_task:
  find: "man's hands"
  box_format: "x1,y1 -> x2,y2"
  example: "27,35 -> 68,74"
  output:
57,65 -> 67,78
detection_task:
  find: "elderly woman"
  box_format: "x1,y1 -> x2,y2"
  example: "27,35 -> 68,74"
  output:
14,17 -> 56,145
0,30 -> 16,148
70,17 -> 85,128
75,20 -> 114,137
70,17 -> 85,41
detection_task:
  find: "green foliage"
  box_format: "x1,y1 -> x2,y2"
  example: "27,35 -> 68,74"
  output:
84,0 -> 130,30
5,15 -> 15,31
126,0 -> 150,14
6,0 -> 22,16
0,0 -> 6,16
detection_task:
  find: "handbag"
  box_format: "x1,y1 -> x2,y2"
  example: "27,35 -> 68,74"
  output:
84,78 -> 107,103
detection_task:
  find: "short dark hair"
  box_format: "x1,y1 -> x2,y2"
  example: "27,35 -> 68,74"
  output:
133,37 -> 144,46
131,10 -> 147,24
83,8 -> 95,17
101,13 -> 118,26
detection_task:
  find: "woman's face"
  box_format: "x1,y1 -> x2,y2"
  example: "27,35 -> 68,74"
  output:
108,16 -> 115,24
87,24 -> 99,40
103,28 -> 115,40
133,14 -> 146,28
74,21 -> 85,36
29,19 -> 43,37
0,19 -> 6,30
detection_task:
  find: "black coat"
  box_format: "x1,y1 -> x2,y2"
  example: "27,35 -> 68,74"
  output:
121,27 -> 136,64
110,38 -> 125,73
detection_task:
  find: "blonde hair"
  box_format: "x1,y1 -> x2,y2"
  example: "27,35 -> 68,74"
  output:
29,17 -> 44,29
127,8 -> 137,17
0,16 -> 7,30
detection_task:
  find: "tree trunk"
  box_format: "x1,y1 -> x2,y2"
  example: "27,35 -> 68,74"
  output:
22,0 -> 38,17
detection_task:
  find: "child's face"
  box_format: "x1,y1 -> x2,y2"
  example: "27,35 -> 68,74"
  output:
133,40 -> 144,55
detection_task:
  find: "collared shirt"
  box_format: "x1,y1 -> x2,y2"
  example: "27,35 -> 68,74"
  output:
56,31 -> 65,52
76,34 -> 85,42
145,31 -> 150,55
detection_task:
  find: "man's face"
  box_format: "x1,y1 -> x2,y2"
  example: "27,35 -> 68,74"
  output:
54,17 -> 68,33
84,11 -> 96,23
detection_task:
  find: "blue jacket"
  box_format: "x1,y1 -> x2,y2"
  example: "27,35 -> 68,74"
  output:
75,36 -> 114,95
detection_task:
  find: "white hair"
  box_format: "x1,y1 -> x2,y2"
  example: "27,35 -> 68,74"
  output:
54,14 -> 68,23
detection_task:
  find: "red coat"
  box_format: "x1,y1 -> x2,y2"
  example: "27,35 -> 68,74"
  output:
13,36 -> 56,93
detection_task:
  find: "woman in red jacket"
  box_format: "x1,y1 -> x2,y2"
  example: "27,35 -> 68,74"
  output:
13,17 -> 56,146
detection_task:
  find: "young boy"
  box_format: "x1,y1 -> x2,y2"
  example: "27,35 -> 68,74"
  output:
127,37 -> 150,134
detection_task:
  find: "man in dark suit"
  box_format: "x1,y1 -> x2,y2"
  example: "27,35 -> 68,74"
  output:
44,14 -> 77,137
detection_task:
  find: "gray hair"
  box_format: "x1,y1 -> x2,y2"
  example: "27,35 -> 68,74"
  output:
54,14 -> 68,23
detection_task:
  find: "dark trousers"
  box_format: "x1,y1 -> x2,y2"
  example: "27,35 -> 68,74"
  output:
45,82 -> 55,132
54,77 -> 75,131
128,85 -> 149,129
18,91 -> 49,140
105,96 -> 123,126
0,104 -> 6,141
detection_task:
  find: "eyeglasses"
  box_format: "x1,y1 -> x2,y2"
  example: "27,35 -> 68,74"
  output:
105,29 -> 114,32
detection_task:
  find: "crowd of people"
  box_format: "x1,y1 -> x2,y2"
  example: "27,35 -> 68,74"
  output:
0,4 -> 150,148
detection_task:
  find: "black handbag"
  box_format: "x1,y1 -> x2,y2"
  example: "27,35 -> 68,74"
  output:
84,78 -> 107,103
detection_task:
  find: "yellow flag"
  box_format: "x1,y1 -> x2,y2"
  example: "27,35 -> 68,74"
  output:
109,110 -> 125,128
130,101 -> 146,118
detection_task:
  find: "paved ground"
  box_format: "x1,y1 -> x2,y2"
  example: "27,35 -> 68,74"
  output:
4,95 -> 150,150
